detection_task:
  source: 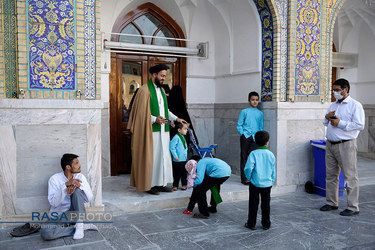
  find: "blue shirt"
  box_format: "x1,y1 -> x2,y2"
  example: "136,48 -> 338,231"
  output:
237,107 -> 264,139
194,158 -> 232,187
170,134 -> 187,162
244,147 -> 276,188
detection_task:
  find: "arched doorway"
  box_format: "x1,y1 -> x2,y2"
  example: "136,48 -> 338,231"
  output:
109,3 -> 186,175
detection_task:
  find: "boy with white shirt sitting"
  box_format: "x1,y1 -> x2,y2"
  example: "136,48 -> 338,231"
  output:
40,154 -> 97,240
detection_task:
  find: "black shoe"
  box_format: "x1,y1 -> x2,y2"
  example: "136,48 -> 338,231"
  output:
208,206 -> 217,213
10,223 -> 41,237
193,213 -> 209,219
320,204 -> 338,211
244,222 -> 256,230
339,209 -> 359,216
241,180 -> 251,185
156,186 -> 173,192
146,187 -> 160,195
262,223 -> 271,230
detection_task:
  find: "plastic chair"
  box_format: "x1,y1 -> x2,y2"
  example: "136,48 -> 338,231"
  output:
187,128 -> 218,158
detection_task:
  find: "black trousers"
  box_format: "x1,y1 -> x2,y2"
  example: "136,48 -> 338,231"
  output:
187,175 -> 229,216
172,161 -> 187,187
248,183 -> 271,228
240,135 -> 257,182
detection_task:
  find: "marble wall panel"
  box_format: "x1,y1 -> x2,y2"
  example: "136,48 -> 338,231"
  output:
357,105 -> 375,157
0,99 -> 103,216
0,126 -> 17,216
87,124 -> 102,207
101,105 -> 110,177
286,120 -> 325,185
16,196 -> 50,215
0,109 -> 100,125
16,124 -> 87,200
187,104 -> 215,149
213,103 -> 248,175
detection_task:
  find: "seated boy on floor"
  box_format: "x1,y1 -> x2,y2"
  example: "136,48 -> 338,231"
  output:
183,156 -> 231,219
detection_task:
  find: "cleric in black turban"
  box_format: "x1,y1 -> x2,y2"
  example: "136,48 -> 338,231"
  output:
149,63 -> 169,74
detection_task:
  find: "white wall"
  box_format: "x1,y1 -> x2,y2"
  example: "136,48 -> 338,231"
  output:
187,0 -> 261,104
337,17 -> 375,105
101,0 -> 261,105
215,73 -> 261,103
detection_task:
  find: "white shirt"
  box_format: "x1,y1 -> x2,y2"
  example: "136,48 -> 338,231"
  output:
47,172 -> 93,212
323,95 -> 365,141
150,83 -> 177,123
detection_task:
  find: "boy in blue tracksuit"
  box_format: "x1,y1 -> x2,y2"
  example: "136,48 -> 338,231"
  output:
170,122 -> 188,191
244,130 -> 275,230
237,91 -> 264,185
184,157 -> 232,219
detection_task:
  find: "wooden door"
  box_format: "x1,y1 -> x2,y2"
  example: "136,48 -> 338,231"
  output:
110,54 -> 147,175
109,54 -> 185,175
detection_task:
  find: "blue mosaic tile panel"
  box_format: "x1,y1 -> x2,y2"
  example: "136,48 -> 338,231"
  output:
275,0 -> 288,101
3,0 -> 18,98
253,0 -> 273,102
295,0 -> 321,96
27,0 -> 76,90
84,0 -> 96,99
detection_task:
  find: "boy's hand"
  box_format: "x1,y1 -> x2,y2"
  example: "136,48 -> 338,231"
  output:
175,157 -> 179,161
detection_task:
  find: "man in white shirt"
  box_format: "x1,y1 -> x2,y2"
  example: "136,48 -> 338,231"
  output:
41,154 -> 97,240
320,79 -> 365,216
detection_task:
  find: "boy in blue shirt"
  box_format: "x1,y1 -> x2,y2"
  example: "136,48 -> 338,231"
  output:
237,91 -> 264,185
170,122 -> 189,191
244,130 -> 275,230
184,157 -> 231,219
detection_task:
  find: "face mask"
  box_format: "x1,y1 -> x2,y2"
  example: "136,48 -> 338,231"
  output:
333,91 -> 343,100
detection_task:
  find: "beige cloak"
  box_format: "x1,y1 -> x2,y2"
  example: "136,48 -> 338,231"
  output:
127,84 -> 153,192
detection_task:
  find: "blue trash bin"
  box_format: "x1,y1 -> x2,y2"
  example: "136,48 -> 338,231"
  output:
310,140 -> 345,197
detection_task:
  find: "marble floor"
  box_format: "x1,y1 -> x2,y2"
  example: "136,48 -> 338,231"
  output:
0,156 -> 374,249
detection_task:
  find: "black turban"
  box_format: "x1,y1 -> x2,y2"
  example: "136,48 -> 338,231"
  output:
149,63 -> 169,74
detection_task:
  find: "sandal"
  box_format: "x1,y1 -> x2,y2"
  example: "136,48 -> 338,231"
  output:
172,187 -> 178,191
244,222 -> 256,230
181,186 -> 187,190
183,209 -> 193,215
10,223 -> 41,237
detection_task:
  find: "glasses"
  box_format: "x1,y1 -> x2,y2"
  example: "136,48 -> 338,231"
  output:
332,88 -> 344,92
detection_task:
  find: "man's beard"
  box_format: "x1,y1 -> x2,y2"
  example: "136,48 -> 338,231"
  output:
154,77 -> 163,88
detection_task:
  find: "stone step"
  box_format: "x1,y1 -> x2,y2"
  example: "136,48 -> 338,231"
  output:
101,156 -> 375,215
101,174 -> 296,215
